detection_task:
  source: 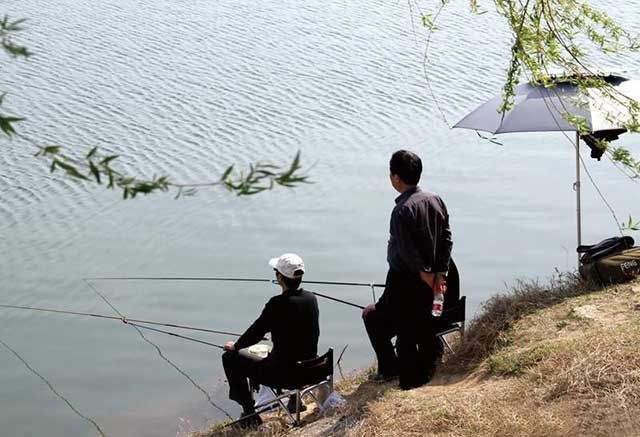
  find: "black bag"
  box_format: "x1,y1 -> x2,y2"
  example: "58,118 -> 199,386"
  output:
578,237 -> 640,284
577,236 -> 634,264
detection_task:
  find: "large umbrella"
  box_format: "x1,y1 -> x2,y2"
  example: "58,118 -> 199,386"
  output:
454,74 -> 640,252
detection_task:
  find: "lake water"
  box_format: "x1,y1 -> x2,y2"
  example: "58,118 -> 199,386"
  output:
1,0 -> 639,436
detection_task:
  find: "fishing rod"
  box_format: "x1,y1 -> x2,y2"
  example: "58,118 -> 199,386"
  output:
309,290 -> 365,310
0,303 -> 244,337
125,321 -> 224,349
87,276 -> 386,288
0,289 -> 368,340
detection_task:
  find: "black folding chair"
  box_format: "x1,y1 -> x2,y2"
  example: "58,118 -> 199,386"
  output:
255,348 -> 334,426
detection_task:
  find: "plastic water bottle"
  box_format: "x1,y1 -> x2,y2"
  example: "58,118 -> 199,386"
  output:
432,291 -> 444,317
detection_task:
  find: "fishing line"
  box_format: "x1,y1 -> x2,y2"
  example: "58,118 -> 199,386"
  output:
125,321 -> 232,419
0,303 -> 244,337
0,336 -> 107,437
84,280 -> 233,419
336,344 -> 349,379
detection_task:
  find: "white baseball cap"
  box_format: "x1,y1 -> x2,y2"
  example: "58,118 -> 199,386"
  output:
268,253 -> 305,279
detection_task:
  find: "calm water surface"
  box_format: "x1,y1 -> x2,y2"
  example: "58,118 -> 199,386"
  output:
1,1 -> 639,435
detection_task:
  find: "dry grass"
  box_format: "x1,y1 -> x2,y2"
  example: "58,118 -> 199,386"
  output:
445,271 -> 599,372
349,379 -> 574,437
199,418 -> 288,437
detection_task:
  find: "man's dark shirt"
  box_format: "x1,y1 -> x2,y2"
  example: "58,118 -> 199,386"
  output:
386,186 -> 452,275
234,288 -> 319,363
377,186 -> 453,314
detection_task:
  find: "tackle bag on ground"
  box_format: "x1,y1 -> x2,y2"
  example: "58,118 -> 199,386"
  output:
578,236 -> 640,284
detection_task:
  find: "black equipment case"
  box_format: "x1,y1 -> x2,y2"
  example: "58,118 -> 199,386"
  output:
578,237 -> 640,285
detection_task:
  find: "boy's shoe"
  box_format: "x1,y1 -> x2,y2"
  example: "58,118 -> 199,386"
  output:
236,411 -> 263,429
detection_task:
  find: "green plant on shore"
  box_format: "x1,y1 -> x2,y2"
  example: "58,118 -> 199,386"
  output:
487,341 -> 560,375
622,215 -> 640,232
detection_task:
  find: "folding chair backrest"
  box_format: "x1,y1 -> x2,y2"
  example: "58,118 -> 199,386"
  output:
444,258 -> 460,309
442,296 -> 465,325
434,296 -> 466,334
293,348 -> 333,387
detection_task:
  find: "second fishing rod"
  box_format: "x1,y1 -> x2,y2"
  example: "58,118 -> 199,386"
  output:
88,275 -> 378,305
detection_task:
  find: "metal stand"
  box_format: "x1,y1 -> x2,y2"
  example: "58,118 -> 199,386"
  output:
575,131 -> 582,263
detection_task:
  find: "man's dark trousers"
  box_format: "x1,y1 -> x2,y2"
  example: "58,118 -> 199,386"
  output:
363,269 -> 440,389
222,350 -> 290,410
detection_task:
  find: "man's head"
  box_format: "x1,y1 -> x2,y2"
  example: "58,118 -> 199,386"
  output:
389,150 -> 422,193
268,253 -> 305,291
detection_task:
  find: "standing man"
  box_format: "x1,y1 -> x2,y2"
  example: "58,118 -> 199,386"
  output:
222,253 -> 319,427
362,150 -> 452,390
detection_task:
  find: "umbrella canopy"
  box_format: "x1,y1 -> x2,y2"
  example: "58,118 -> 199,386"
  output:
453,73 -> 640,259
454,75 -> 640,134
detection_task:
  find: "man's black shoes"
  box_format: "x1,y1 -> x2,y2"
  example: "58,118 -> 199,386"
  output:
399,365 -> 438,390
369,372 -> 399,383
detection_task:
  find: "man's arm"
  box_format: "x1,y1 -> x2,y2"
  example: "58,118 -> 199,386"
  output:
232,301 -> 273,351
433,198 -> 453,273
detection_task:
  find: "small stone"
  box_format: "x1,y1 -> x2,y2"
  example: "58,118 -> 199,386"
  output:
634,304 -> 640,311
631,286 -> 640,294
571,304 -> 600,320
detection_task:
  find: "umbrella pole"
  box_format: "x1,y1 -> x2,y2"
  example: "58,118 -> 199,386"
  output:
575,131 -> 582,260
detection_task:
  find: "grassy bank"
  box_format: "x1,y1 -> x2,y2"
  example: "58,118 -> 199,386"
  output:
197,274 -> 640,437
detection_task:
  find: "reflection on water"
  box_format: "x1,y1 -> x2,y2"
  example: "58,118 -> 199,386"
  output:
1,0 -> 639,435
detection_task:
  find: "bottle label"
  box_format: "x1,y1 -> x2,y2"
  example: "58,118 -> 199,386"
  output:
431,302 -> 443,317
